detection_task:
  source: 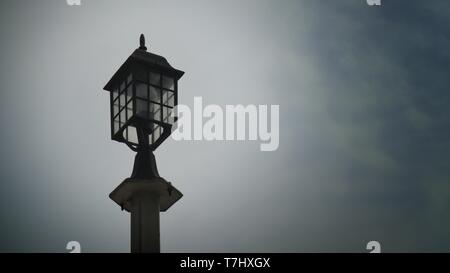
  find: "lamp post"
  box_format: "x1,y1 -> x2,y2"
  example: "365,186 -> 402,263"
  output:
103,34 -> 184,253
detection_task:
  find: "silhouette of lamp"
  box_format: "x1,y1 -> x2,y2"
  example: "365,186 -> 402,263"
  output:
103,34 -> 184,253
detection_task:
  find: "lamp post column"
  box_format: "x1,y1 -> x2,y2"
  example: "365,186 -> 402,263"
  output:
109,151 -> 183,253
130,191 -> 160,253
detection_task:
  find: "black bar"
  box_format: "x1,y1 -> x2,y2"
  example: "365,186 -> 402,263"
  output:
0,253 -> 449,272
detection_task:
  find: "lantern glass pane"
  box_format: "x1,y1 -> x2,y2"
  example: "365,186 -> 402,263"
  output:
149,125 -> 161,144
162,90 -> 175,107
153,103 -> 161,121
127,85 -> 133,103
127,126 -> 138,144
136,82 -> 148,99
149,86 -> 160,103
127,109 -> 133,121
112,88 -> 119,100
162,76 -> 174,90
150,72 -> 160,86
136,98 -> 149,118
127,74 -> 133,85
113,120 -> 120,134
120,92 -> 126,109
113,102 -> 119,116
120,109 -> 126,124
162,106 -> 172,123
168,94 -> 174,107
162,90 -> 167,104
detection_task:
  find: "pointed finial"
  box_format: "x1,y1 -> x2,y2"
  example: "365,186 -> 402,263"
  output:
139,34 -> 147,51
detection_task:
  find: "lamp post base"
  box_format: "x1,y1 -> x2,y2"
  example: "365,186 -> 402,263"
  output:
109,177 -> 183,253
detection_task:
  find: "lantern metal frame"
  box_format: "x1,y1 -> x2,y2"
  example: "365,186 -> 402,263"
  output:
103,35 -> 184,151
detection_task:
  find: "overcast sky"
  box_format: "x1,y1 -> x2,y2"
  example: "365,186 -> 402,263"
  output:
0,0 -> 450,252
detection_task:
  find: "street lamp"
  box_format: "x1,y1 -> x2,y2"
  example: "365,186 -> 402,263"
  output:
103,34 -> 184,253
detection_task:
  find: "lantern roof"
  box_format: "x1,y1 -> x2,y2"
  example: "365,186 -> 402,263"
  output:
104,34 -> 184,92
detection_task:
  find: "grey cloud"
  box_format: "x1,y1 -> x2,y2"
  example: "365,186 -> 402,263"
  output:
1,0 -> 450,252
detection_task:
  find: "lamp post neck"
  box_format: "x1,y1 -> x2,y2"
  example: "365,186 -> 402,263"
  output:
130,150 -> 160,180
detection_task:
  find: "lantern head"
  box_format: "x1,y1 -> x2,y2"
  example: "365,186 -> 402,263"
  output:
104,34 -> 184,151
